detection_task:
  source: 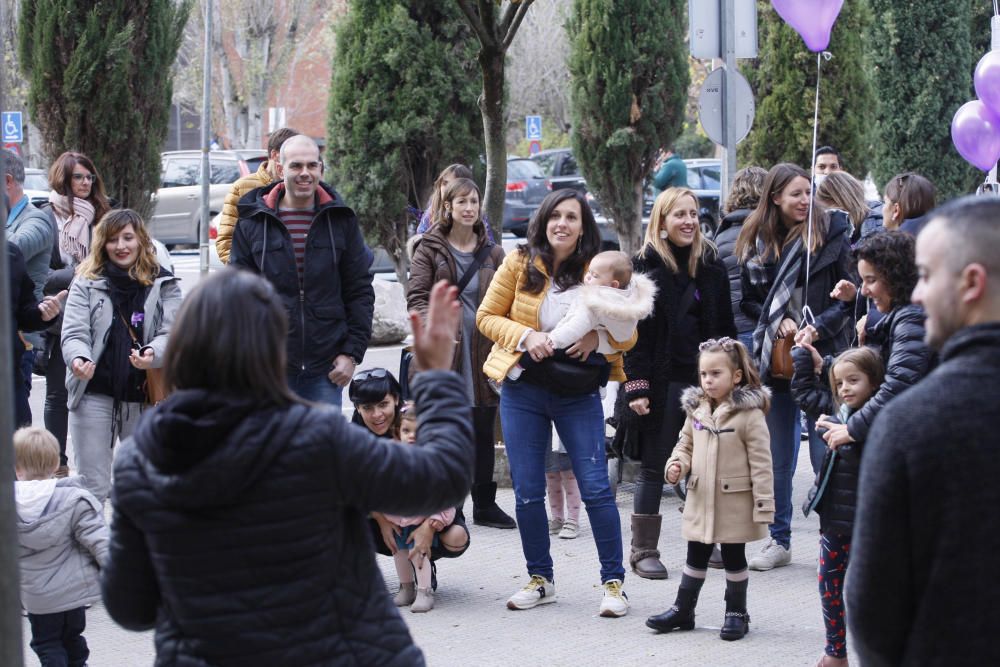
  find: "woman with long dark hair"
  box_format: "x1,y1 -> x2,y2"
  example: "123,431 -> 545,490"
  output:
623,187 -> 736,579
735,163 -> 853,571
43,151 -> 112,476
408,177 -> 513,528
477,189 -> 635,618
101,272 -> 473,666
60,209 -> 180,503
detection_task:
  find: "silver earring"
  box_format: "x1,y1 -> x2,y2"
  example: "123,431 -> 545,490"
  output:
659,229 -> 668,239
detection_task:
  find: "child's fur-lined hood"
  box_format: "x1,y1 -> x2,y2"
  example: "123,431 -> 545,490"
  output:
579,271 -> 657,323
681,384 -> 772,416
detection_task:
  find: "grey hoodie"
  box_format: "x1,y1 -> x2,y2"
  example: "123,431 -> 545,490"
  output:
17,476 -> 109,614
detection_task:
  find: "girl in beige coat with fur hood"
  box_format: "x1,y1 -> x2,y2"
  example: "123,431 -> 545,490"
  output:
647,337 -> 774,642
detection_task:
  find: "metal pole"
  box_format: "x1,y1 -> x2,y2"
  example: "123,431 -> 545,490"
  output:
0,0 -> 25,662
199,0 -> 212,275
719,0 -> 738,211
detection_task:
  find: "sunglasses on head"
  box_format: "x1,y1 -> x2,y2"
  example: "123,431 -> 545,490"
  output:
352,367 -> 389,383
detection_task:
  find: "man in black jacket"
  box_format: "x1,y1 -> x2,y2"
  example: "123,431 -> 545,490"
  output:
230,135 -> 374,409
847,196 -> 1000,666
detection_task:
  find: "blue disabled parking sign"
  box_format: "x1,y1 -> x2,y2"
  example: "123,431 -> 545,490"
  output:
2,111 -> 23,143
525,115 -> 542,141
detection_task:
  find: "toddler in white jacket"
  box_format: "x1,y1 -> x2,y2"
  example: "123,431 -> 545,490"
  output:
547,251 -> 656,352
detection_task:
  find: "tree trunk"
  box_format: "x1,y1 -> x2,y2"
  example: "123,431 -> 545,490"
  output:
478,45 -> 507,242
612,183 -> 644,255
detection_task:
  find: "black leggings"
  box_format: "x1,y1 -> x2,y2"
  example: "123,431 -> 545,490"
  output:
44,333 -> 69,466
687,541 -> 747,572
634,381 -> 689,514
472,406 -> 497,486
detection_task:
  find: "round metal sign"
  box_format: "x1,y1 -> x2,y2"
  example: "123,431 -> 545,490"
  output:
698,67 -> 755,146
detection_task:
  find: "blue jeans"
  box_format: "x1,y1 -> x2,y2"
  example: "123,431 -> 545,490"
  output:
500,380 -> 625,583
766,389 -> 801,549
288,372 -> 343,409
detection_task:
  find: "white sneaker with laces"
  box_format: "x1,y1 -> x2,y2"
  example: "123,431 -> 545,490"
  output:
548,518 -> 564,535
599,579 -> 629,617
748,538 -> 791,571
558,518 -> 579,539
507,575 -> 556,610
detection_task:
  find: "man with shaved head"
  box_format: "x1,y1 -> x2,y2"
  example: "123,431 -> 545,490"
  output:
847,196 -> 1000,666
230,134 -> 374,408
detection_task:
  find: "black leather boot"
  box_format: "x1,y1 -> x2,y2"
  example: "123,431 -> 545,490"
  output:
720,584 -> 750,641
472,482 -> 516,529
645,584 -> 699,633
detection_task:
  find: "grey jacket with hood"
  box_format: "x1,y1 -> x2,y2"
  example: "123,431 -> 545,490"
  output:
61,270 -> 182,410
17,476 -> 109,614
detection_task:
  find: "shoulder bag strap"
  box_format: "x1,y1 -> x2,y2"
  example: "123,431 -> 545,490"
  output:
455,243 -> 492,294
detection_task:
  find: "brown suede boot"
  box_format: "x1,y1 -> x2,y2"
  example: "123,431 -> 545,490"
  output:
629,514 -> 669,579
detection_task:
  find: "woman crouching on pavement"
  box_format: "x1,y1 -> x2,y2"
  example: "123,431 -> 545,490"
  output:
61,209 -> 181,504
352,368 -> 471,599
101,274 -> 474,666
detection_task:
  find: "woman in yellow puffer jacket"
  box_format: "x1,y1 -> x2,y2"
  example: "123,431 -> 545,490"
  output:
477,189 -> 636,619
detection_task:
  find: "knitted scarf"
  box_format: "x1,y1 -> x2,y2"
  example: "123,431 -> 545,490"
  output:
48,191 -> 95,265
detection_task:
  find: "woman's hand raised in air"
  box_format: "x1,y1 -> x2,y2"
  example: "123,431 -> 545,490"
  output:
410,281 -> 461,372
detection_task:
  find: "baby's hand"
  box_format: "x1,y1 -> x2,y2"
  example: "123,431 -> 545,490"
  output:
665,463 -> 682,485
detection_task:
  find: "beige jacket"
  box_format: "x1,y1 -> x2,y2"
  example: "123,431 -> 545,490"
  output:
667,385 -> 775,544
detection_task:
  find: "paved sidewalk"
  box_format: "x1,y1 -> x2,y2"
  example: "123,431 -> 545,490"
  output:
20,444 -> 851,666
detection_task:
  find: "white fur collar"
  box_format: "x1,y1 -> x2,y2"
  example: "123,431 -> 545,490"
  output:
579,272 -> 657,322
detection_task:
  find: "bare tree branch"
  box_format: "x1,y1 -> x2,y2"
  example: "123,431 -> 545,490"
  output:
455,0 -> 492,47
501,0 -> 534,49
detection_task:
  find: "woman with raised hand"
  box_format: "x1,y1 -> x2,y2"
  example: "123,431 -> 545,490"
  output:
477,189 -> 635,618
61,209 -> 180,503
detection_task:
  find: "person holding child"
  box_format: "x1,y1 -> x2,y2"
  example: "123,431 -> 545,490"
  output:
408,176 -> 514,529
793,346 -> 884,666
15,426 -> 109,667
623,187 -> 736,580
646,338 -> 774,641
350,369 -> 471,596
477,189 -> 636,617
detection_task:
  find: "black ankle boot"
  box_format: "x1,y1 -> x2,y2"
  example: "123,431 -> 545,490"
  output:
720,584 -> 750,641
472,482 -> 516,529
645,586 -> 699,633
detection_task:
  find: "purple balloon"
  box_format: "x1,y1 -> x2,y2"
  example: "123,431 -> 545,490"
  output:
771,0 -> 845,52
975,50 -> 1000,120
951,100 -> 1000,172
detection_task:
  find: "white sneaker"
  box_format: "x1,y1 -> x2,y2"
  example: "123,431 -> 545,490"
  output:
599,579 -> 629,617
558,518 -> 579,540
548,518 -> 564,535
748,539 -> 791,571
507,575 -> 557,610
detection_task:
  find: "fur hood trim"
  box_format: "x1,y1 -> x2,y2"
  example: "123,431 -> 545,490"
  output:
579,272 -> 657,322
680,384 -> 772,416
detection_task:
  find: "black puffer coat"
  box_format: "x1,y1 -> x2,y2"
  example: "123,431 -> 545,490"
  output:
713,209 -> 756,334
790,346 -> 859,535
623,247 -> 736,436
101,371 -> 473,667
845,304 -> 932,443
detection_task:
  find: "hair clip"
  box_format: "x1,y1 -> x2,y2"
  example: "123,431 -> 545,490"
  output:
698,337 -> 736,352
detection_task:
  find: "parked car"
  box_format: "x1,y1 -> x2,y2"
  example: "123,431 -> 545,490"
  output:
683,158 -> 722,236
503,157 -> 550,236
531,148 -> 587,195
150,150 -> 265,246
23,168 -> 49,208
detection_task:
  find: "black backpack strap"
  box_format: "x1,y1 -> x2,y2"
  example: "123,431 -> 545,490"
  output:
454,243 -> 492,294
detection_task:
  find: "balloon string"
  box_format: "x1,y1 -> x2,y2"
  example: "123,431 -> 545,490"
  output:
802,51 -> 824,330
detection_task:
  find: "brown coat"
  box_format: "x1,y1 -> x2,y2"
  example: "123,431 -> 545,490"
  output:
667,385 -> 775,544
407,223 -> 504,407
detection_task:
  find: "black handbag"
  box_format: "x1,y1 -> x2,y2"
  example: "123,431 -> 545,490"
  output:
517,349 -> 610,397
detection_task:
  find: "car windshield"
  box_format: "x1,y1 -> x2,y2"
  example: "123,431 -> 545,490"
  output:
531,154 -> 557,176
508,160 -> 543,180
24,173 -> 48,191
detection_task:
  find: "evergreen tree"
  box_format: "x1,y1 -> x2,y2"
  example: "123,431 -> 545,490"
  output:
18,1 -> 191,217
327,0 -> 483,282
567,0 -> 689,254
740,0 -> 876,179
867,0 -> 977,196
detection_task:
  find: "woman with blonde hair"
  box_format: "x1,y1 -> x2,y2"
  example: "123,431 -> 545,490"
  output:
61,209 -> 181,502
815,171 -> 883,244
735,163 -> 852,572
622,187 -> 736,579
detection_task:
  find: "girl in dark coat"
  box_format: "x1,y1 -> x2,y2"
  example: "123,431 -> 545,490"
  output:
736,163 -> 853,571
101,270 -> 474,667
623,187 -> 736,579
793,346 -> 884,666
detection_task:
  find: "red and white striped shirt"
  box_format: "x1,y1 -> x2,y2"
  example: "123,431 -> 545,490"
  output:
278,207 -> 315,279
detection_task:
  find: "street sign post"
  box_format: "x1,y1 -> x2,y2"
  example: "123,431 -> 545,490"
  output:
2,111 -> 23,143
525,115 -> 542,141
528,140 -> 542,156
689,0 -> 757,59
697,67 -> 755,145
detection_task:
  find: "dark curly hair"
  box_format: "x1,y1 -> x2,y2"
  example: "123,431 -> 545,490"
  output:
853,231 -> 917,309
